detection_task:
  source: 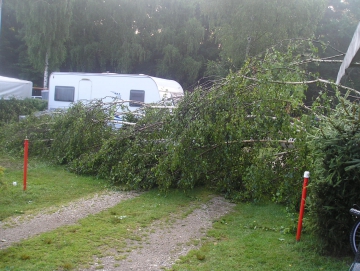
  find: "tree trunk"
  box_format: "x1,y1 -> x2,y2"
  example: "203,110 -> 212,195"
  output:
245,36 -> 251,61
0,0 -> 3,39
43,51 -> 49,88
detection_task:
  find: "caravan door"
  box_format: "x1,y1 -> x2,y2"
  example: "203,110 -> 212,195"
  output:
78,79 -> 92,101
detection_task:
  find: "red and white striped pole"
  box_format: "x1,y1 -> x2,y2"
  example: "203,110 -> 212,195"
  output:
296,171 -> 310,241
23,137 -> 28,191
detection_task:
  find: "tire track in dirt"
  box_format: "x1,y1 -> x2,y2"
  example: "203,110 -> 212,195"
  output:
0,191 -> 139,250
81,196 -> 235,271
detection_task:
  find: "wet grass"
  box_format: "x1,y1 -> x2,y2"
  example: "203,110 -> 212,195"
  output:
169,203 -> 352,271
0,155 -> 111,221
0,189 -> 212,271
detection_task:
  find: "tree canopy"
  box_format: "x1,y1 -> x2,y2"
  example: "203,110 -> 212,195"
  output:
2,0 -> 355,89
201,0 -> 327,69
11,0 -> 73,87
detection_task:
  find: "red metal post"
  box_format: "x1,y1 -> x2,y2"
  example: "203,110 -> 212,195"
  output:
296,171 -> 310,241
23,138 -> 28,191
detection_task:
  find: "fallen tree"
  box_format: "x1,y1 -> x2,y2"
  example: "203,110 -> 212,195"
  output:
2,39 -> 360,255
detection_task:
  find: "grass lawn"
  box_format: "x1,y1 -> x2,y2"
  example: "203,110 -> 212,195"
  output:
0,189 -> 213,270
169,203 -> 352,271
0,155 -> 110,221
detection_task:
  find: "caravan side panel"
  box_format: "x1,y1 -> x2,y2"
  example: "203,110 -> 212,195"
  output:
150,76 -> 184,99
47,73 -> 161,110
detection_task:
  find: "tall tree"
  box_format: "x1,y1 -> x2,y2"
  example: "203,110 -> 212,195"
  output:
201,0 -> 327,75
0,1 -> 43,86
64,0 -> 152,73
62,0 -> 106,72
0,1 -> 21,77
315,0 -> 360,87
13,0 -> 73,88
0,0 -> 3,38
63,0 -> 209,88
152,0 -> 205,85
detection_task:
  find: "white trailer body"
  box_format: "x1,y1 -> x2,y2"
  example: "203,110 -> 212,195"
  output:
47,72 -> 183,111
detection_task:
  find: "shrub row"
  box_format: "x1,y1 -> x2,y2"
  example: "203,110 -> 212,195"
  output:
0,98 -> 47,125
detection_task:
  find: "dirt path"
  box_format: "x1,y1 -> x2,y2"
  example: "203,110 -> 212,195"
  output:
0,191 -> 235,271
82,196 -> 235,271
0,191 -> 139,250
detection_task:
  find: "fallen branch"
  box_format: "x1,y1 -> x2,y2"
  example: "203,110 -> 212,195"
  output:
241,75 -> 360,96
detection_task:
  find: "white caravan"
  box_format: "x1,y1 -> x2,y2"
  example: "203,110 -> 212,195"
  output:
47,72 -> 184,111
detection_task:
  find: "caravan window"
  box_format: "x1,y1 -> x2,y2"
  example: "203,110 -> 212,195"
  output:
129,90 -> 145,107
54,86 -> 75,102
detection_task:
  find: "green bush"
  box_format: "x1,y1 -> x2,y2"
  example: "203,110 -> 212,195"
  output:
0,100 -> 111,159
48,101 -> 113,165
308,98 -> 360,255
0,98 -> 47,125
70,105 -> 171,189
0,112 -> 53,156
0,166 -> 5,189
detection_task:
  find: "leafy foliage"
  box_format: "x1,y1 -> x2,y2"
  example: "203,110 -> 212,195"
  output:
2,0 -> 333,89
48,101 -> 114,165
62,0 -> 207,88
66,46 -> 309,203
12,41 -> 312,205
0,112 -> 53,157
12,0 -> 73,73
69,105 -> 171,189
308,94 -> 360,255
201,0 -> 327,71
150,45 -> 312,204
0,166 -> 5,189
0,98 -> 47,125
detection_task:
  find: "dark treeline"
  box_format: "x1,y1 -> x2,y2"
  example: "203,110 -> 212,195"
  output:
0,0 -> 359,89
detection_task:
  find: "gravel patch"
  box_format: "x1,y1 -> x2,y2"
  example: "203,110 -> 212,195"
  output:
81,196 -> 235,271
0,191 -> 139,250
0,191 -> 235,271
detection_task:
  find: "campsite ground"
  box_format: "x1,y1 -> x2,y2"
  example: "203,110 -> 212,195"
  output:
0,156 -> 352,270
0,190 -> 235,271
